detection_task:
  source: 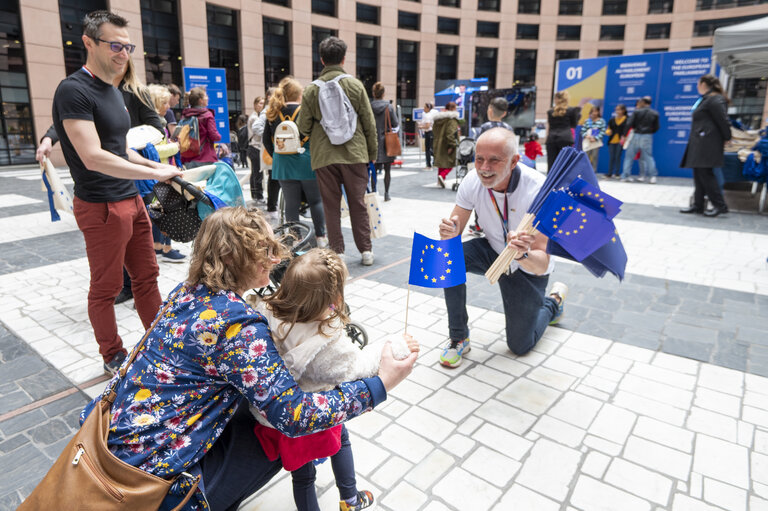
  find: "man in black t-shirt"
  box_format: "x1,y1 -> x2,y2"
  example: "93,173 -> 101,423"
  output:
52,10 -> 181,374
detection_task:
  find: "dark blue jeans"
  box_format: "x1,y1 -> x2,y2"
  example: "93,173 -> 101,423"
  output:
291,425 -> 356,511
444,237 -> 558,355
607,143 -> 623,177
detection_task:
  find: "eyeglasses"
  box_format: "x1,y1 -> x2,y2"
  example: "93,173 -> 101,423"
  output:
93,37 -> 136,54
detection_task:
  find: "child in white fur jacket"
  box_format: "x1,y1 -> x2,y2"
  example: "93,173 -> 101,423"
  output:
247,248 -> 419,511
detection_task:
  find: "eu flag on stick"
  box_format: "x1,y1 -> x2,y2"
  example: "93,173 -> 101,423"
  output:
408,233 -> 466,288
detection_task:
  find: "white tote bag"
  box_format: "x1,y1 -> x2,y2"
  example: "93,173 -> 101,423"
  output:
40,158 -> 74,221
364,192 -> 387,239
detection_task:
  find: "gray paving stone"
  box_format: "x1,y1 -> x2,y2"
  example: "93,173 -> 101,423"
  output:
0,434 -> 29,454
0,491 -> 21,511
747,345 -> 768,378
28,419 -> 71,446
16,370 -> 71,401
710,287 -> 758,305
662,337 -> 714,363
0,390 -> 32,415
0,443 -> 49,495
711,341 -> 749,372
0,334 -> 31,363
40,392 -> 88,419
613,310 -> 666,333
0,409 -> 46,437
620,331 -> 662,351
663,323 -> 718,344
0,355 -> 48,385
42,436 -> 72,461
677,300 -> 723,319
736,326 -> 768,345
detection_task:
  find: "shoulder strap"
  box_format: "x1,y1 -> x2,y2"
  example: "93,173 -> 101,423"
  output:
289,105 -> 301,122
331,73 -> 352,83
278,111 -> 287,122
385,107 -> 392,132
104,286 -> 184,405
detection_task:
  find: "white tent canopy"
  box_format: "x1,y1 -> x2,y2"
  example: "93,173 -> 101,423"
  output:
713,16 -> 768,79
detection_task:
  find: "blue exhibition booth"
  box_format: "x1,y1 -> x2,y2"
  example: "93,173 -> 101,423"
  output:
555,49 -> 714,178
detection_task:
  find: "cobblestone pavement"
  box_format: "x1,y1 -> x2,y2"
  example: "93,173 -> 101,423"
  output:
1,149 -> 767,510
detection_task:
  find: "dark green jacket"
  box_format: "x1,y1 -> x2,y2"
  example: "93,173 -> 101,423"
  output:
297,65 -> 378,169
432,110 -> 460,169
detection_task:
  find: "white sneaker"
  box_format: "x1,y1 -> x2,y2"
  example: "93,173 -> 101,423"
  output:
361,251 -> 374,266
649,176 -> 657,184
316,236 -> 329,249
437,175 -> 446,189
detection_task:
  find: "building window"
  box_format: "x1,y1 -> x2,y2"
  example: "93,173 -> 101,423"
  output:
518,0 -> 540,13
559,0 -> 582,15
555,49 -> 579,62
263,17 -> 291,88
357,3 -> 380,24
263,0 -> 289,7
643,48 -> 667,53
478,0 -> 500,11
438,0 -> 460,7
696,0 -> 768,10
517,23 -> 539,40
398,11 -> 420,30
597,49 -> 623,56
648,0 -> 674,13
436,44 -> 458,81
602,0 -> 627,14
475,47 -> 497,89
600,25 -> 625,40
141,0 -> 182,86
514,49 -> 537,86
397,39 -> 418,129
477,21 -> 500,38
357,34 -> 379,96
312,0 -> 336,16
693,14 -> 764,36
437,17 -> 460,35
59,0 -> 108,76
0,0 -> 34,165
207,5 -> 241,121
312,27 -> 337,79
556,25 -> 581,40
646,23 -> 671,39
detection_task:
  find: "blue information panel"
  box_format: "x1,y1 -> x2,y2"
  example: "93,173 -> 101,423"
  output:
183,67 -> 230,144
555,49 -> 714,178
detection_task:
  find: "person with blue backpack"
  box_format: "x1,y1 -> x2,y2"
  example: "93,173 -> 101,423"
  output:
298,36 -> 378,266
179,87 -> 221,168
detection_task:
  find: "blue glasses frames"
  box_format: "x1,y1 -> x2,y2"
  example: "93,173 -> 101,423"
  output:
94,37 -> 136,54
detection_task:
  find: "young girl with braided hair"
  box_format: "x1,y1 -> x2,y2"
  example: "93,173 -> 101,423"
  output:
248,248 -> 419,511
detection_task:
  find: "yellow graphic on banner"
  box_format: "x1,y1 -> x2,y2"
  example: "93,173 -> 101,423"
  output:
561,66 -> 607,125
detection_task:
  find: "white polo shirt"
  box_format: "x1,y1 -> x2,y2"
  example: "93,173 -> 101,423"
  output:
455,164 -> 555,276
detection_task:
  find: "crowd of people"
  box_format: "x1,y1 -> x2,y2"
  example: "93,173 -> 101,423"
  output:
29,7 -> 745,510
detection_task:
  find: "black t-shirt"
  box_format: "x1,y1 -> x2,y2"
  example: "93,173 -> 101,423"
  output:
53,68 -> 137,202
547,107 -> 581,145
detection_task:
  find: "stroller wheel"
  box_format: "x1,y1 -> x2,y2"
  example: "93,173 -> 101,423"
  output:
345,322 -> 368,349
451,183 -> 458,191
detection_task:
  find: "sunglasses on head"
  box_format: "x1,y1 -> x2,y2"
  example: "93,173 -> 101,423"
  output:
93,37 -> 136,54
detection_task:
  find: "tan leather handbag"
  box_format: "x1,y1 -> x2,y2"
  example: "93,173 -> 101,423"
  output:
384,107 -> 402,157
19,290 -> 199,511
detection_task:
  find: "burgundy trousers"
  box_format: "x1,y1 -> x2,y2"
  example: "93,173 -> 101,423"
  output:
315,162 -> 372,254
73,195 -> 161,362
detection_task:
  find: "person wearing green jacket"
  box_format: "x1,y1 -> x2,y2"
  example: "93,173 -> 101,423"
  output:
297,36 -> 378,266
432,102 -> 460,188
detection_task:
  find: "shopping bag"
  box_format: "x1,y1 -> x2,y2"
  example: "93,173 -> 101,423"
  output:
40,157 -> 74,222
364,192 -> 386,239
582,137 -> 603,152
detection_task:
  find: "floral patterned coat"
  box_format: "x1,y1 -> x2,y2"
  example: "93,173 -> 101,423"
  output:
80,283 -> 385,510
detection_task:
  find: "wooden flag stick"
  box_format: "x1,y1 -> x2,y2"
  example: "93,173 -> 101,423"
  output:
404,284 -> 411,337
485,213 -> 539,285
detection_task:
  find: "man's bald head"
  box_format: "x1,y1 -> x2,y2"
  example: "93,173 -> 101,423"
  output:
477,127 -> 518,161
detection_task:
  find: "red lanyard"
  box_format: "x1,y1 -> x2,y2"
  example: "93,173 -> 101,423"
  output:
488,189 -> 508,238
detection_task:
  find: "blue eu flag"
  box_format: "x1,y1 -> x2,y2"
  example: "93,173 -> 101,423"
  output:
567,177 -> 622,220
408,233 -> 466,288
535,191 -> 617,262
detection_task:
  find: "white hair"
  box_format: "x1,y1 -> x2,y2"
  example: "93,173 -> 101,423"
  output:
477,127 -> 518,160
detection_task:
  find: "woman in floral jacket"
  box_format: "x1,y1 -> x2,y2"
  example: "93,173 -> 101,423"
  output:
80,207 -> 416,510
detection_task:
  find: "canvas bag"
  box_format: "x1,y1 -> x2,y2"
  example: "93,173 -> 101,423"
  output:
311,74 -> 358,145
18,289 -> 199,511
384,107 -> 401,157
40,157 -> 73,222
364,192 -> 386,239
274,107 -> 307,155
173,115 -> 201,158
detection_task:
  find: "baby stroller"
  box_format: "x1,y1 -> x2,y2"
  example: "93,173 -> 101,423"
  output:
253,220 -> 369,349
148,161 -> 246,243
452,137 -> 475,191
